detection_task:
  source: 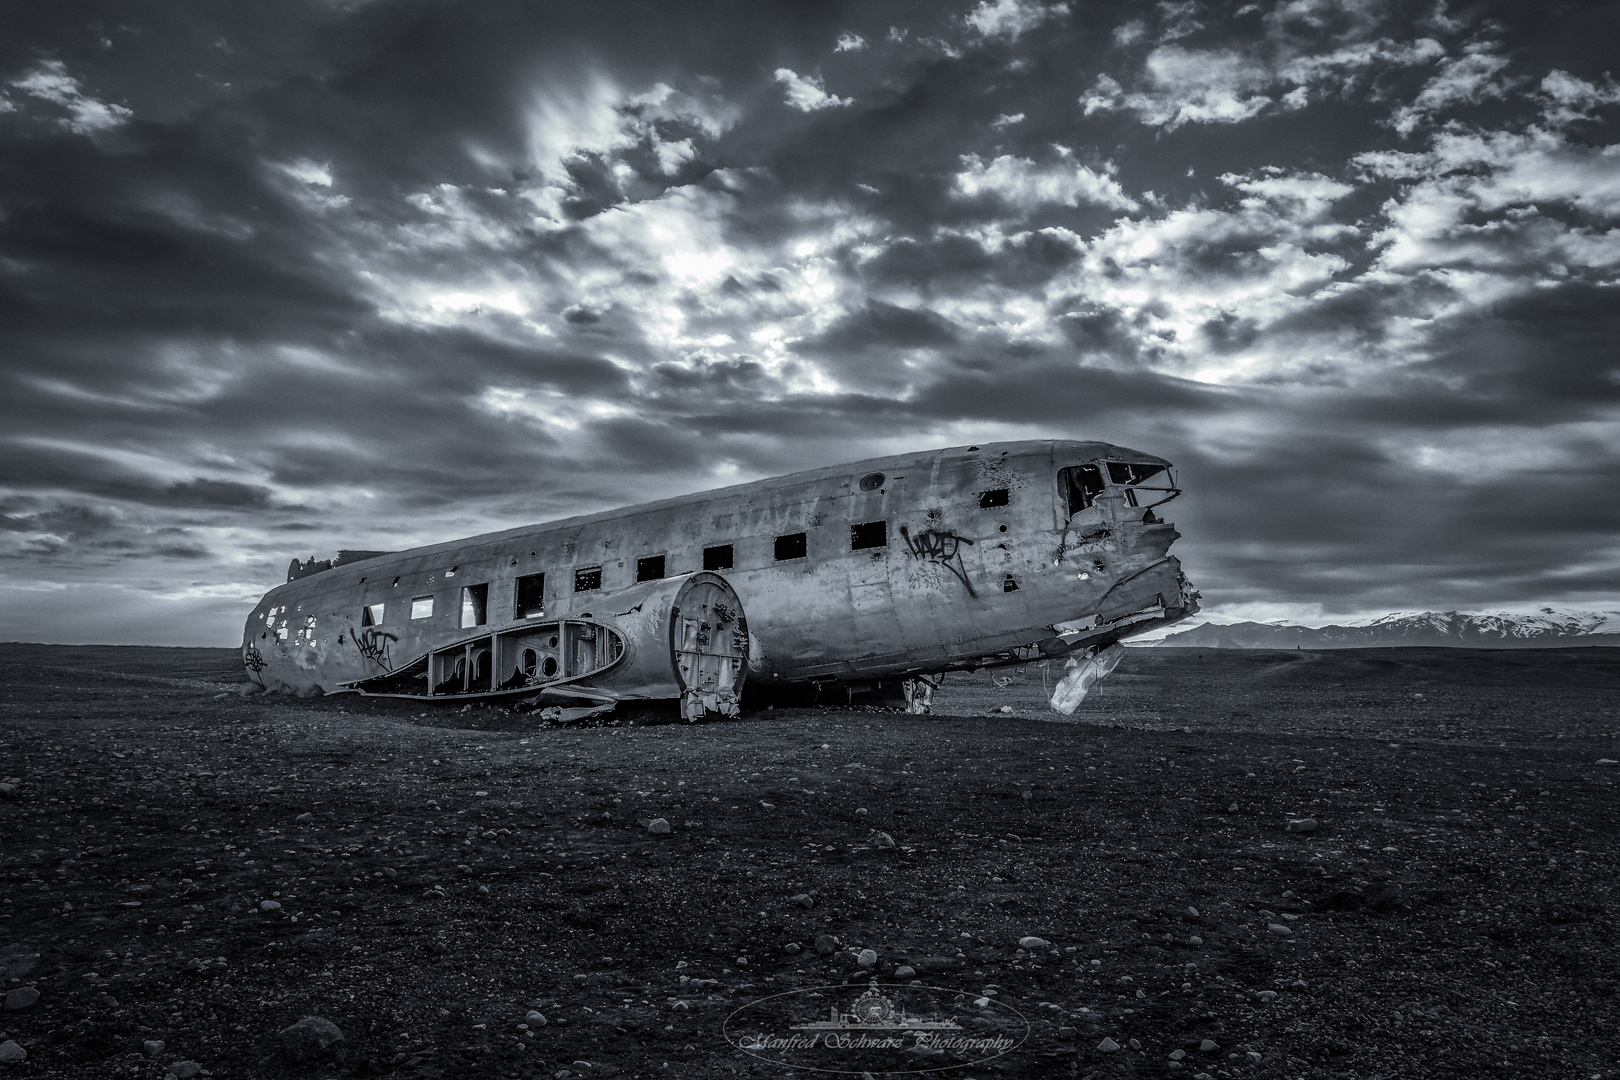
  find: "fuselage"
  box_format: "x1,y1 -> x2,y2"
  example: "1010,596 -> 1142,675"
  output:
243,440 -> 1198,695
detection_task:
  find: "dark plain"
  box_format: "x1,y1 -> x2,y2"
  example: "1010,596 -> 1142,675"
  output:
0,643 -> 1616,1079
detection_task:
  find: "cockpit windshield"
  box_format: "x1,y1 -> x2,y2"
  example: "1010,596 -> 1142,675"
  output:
1060,460 -> 1181,517
1107,462 -> 1166,485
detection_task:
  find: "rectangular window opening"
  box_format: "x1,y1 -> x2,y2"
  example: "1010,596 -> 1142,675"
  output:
774,532 -> 808,561
703,544 -> 733,571
361,602 -> 384,627
574,566 -> 602,592
979,488 -> 1009,509
515,573 -> 545,619
460,583 -> 489,629
410,595 -> 434,620
636,554 -> 666,582
1061,464 -> 1106,516
850,520 -> 887,550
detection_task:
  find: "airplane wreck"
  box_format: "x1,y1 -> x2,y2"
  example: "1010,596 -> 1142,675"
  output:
243,440 -> 1199,719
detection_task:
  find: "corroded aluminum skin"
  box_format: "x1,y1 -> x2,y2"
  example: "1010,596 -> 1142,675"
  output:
242,439 -> 1198,696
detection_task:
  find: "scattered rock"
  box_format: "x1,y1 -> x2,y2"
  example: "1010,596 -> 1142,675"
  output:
1057,1026 -> 1077,1039
1169,1049 -> 1186,1060
1018,936 -> 1051,950
1268,923 -> 1292,937
1188,935 -> 1203,946
1185,906 -> 1200,918
295,812 -> 314,823
1129,1038 -> 1142,1050
277,1015 -> 345,1063
3,987 -> 39,1012
0,1041 -> 24,1064
784,943 -> 801,955
857,949 -> 878,968
873,832 -> 896,849
759,801 -> 775,810
382,867 -> 397,880
525,1010 -> 547,1027
854,807 -> 869,816
647,818 -> 672,835
144,1040 -> 166,1056
1290,979 -> 1308,991
815,935 -> 838,956
1199,1039 -> 1218,1052
259,900 -> 282,913
1247,1050 -> 1263,1063
0,954 -> 37,982
1098,1037 -> 1121,1052
1257,990 -> 1278,1002
1227,803 -> 1239,812
1286,818 -> 1319,833
167,1062 -> 202,1079
790,893 -> 814,909
0,783 -> 16,799
1596,758 -> 1617,765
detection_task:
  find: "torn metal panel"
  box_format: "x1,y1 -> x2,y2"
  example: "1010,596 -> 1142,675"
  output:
1049,642 -> 1126,715
333,572 -> 747,721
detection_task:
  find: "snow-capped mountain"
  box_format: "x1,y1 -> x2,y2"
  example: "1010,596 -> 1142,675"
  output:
1157,609 -> 1620,649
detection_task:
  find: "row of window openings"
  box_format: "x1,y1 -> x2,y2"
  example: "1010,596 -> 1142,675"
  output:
354,491 -> 1021,629
358,517 -> 907,630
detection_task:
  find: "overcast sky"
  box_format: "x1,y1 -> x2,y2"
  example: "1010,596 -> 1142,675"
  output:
2,0 -> 1618,646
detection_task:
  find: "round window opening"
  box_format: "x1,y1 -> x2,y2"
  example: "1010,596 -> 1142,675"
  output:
859,471 -> 885,492
541,656 -> 559,677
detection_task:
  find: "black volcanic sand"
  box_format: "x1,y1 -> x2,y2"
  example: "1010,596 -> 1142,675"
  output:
0,643 -> 1617,1079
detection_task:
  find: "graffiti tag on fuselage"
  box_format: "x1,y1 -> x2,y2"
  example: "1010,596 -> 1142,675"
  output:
350,627 -> 397,671
243,642 -> 267,686
899,524 -> 978,598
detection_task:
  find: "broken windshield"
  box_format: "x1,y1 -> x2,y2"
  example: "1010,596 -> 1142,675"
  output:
1059,464 -> 1106,515
1107,462 -> 1167,485
1062,460 -> 1181,517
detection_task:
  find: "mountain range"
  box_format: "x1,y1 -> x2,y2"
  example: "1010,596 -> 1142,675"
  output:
1156,609 -> 1620,649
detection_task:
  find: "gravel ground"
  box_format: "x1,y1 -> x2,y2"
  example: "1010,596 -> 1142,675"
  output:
0,642 -> 1617,1079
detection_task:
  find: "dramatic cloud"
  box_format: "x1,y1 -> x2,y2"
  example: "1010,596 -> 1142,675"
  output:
964,0 -> 1069,40
953,152 -> 1140,212
1,0 -> 1618,644
9,59 -> 132,134
773,68 -> 853,112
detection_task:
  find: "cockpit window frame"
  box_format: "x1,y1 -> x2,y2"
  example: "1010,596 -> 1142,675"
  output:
1058,463 -> 1107,516
1060,460 -> 1182,517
